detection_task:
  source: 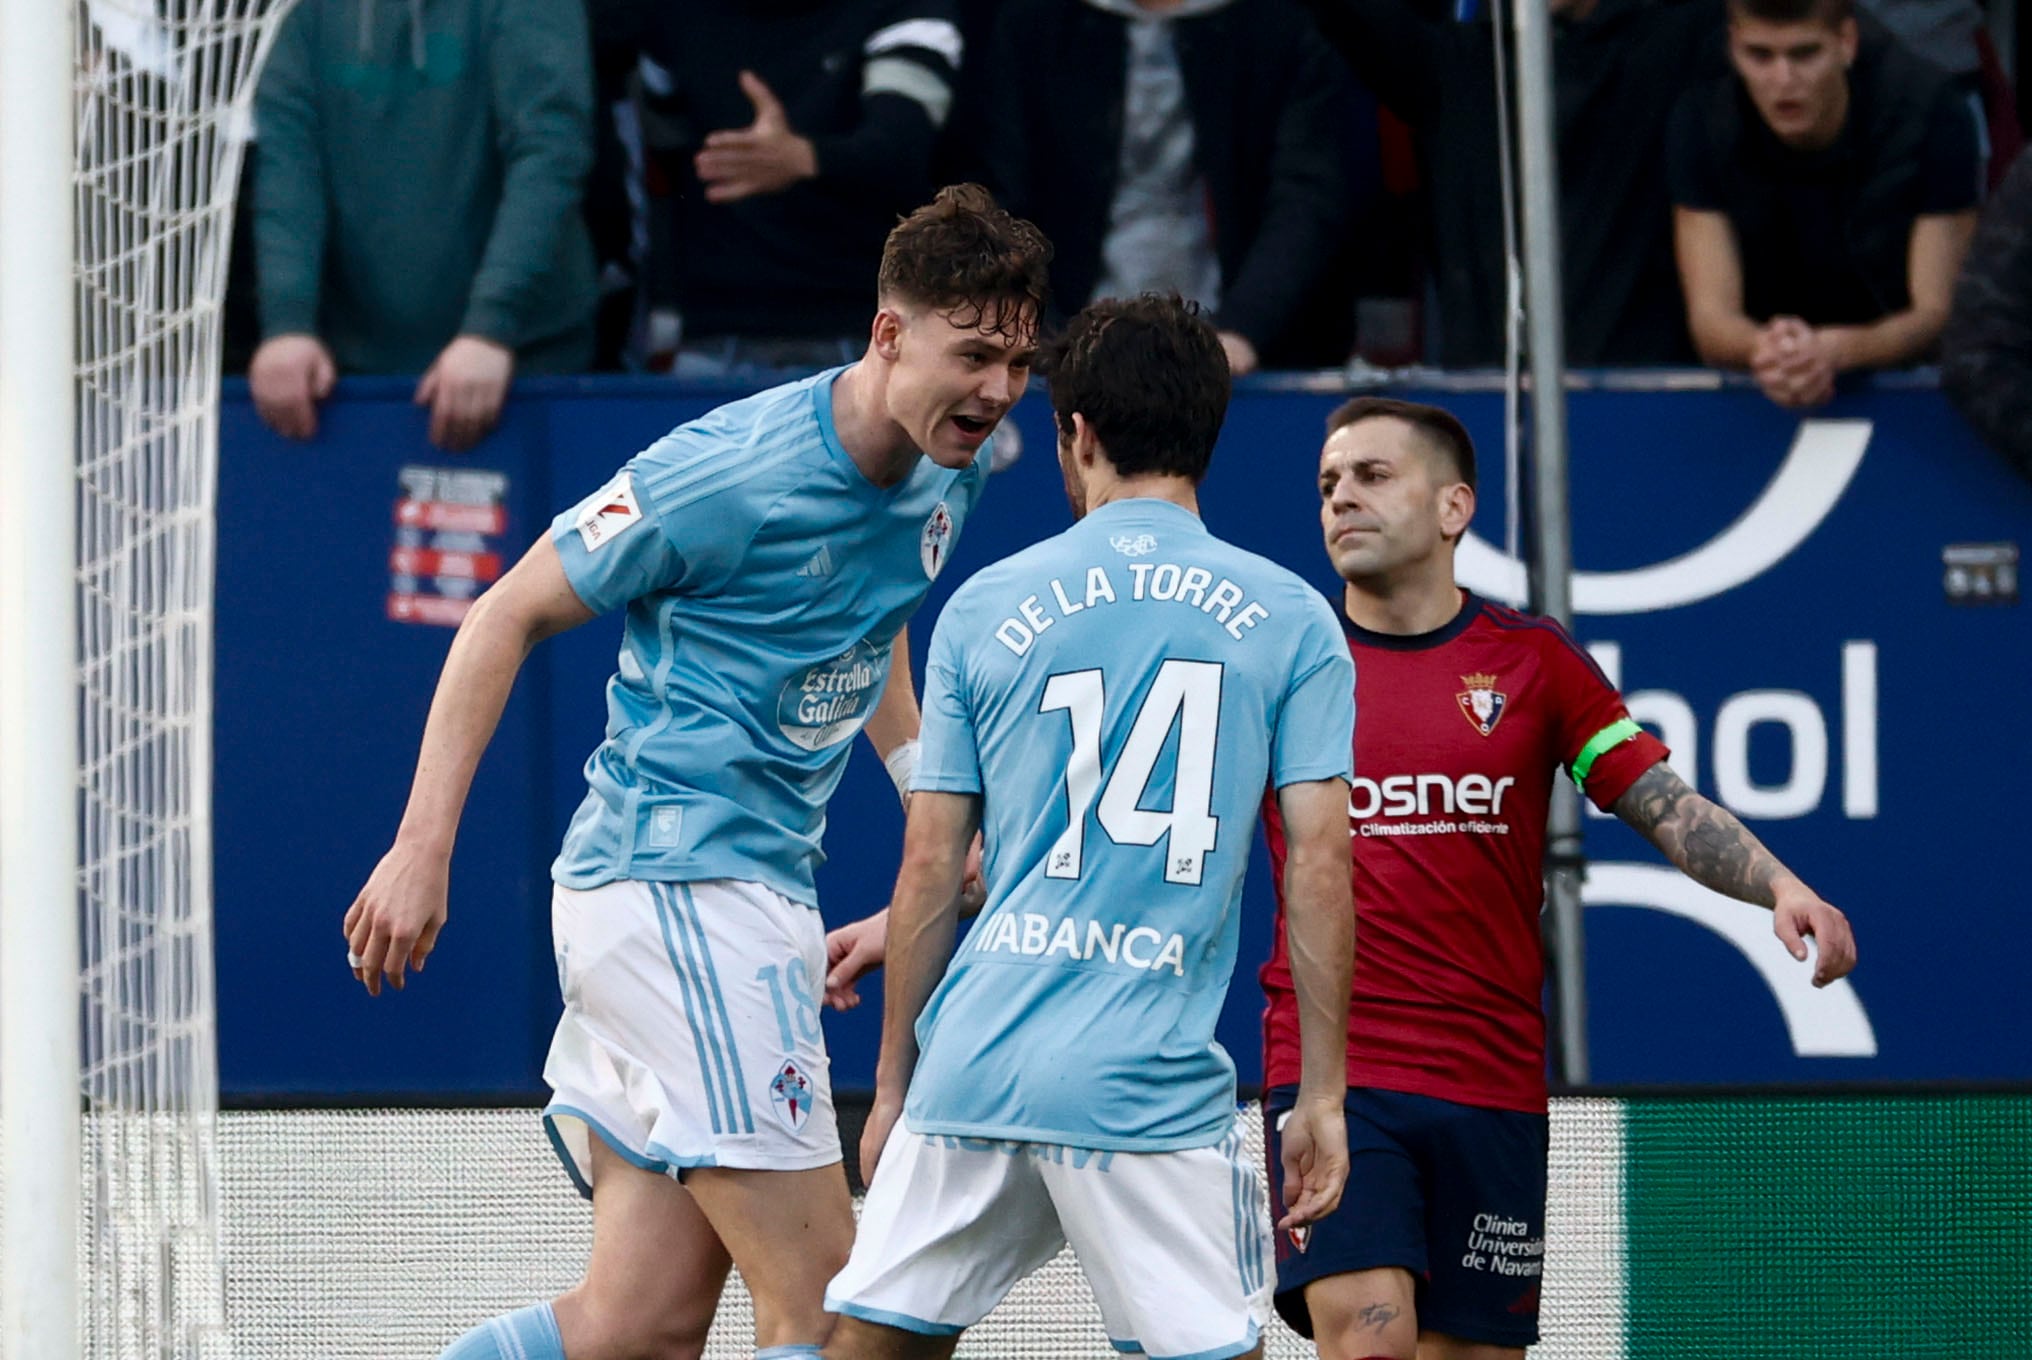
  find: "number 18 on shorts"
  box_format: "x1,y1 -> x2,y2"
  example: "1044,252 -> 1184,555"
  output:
542,878 -> 841,1192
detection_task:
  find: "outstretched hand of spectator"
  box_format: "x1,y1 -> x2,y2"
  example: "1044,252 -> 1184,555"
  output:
1750,317 -> 1836,409
415,335 -> 515,452
1218,330 -> 1260,378
250,334 -> 337,441
695,71 -> 818,204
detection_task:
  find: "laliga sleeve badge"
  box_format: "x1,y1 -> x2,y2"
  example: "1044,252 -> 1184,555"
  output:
770,1058 -> 814,1132
575,471 -> 643,552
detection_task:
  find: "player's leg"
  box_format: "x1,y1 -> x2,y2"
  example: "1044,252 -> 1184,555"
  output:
539,877 -> 843,1354
821,1316 -> 959,1360
626,878 -> 859,1352
823,1126 -> 1064,1357
1402,1095 -> 1548,1360
1047,1116 -> 1273,1360
1261,1087 -> 1431,1360
434,1137 -> 730,1360
553,1137 -> 733,1360
680,1162 -> 855,1350
1304,1269 -> 1420,1360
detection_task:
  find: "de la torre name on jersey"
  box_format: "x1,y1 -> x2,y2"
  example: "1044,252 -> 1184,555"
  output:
991,561 -> 1272,657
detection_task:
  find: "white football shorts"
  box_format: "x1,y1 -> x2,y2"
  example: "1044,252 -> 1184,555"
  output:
826,1113 -> 1272,1359
542,877 -> 839,1193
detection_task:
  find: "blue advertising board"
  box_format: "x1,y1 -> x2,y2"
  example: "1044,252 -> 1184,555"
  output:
214,373 -> 2030,1097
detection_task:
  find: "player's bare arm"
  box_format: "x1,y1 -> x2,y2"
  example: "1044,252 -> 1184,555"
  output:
862,625 -> 922,777
1612,761 -> 1858,986
863,789 -> 981,1182
1275,775 -> 1356,1230
343,535 -> 595,996
826,645 -> 985,1013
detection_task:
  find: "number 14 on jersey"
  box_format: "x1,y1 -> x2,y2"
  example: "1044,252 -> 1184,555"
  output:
1039,659 -> 1224,887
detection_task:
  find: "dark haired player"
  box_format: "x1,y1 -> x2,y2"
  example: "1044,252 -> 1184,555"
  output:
824,295 -> 1357,1360
1259,397 -> 1858,1360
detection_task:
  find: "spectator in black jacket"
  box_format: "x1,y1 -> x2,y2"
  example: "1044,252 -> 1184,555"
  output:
1942,146 -> 2032,482
1669,0 -> 1980,407
637,0 -> 964,374
978,0 -> 1361,374
1303,0 -> 1724,368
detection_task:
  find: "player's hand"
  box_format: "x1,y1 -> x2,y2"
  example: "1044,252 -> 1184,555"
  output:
958,833 -> 987,915
342,842 -> 451,996
1772,884 -> 1856,987
415,335 -> 514,452
860,1086 -> 904,1185
250,334 -> 337,441
694,71 -> 817,204
1277,1094 -> 1349,1230
824,908 -> 889,1012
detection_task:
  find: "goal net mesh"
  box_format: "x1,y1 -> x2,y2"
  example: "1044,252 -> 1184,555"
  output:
71,2 -> 298,1355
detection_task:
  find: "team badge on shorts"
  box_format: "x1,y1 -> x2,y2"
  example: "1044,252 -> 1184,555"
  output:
1289,1224 -> 1311,1253
770,1059 -> 815,1131
1457,672 -> 1509,737
921,502 -> 954,579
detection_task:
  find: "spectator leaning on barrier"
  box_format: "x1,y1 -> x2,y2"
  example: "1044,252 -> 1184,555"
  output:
1302,0 -> 1724,369
248,0 -> 599,450
1668,0 -> 1980,408
977,0 -> 1362,375
634,0 -> 963,376
1941,146 -> 2032,484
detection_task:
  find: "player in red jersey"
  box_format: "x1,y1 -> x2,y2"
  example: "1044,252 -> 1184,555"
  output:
1259,396 -> 1858,1360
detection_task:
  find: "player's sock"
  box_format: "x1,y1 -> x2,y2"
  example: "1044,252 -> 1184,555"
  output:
436,1302 -> 564,1360
755,1348 -> 823,1359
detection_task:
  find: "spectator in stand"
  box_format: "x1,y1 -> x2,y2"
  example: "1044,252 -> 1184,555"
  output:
1302,0 -> 1724,368
977,0 -> 1362,375
635,0 -> 963,376
1669,0 -> 1980,408
1941,146 -> 2032,483
248,0 -> 598,450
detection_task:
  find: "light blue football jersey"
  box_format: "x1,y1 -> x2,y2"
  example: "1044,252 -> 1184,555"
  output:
548,367 -> 990,905
905,498 -> 1354,1151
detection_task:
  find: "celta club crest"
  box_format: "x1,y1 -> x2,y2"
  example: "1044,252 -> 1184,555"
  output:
921,502 -> 954,579
1110,533 -> 1158,557
1456,672 -> 1508,737
770,1059 -> 814,1132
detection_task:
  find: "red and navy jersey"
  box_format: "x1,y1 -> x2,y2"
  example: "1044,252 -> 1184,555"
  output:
1259,592 -> 1668,1114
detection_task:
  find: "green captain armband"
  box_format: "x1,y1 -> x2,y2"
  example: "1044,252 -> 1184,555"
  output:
1569,718 -> 1643,791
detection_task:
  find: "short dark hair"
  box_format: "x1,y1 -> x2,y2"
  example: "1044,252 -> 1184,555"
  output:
1039,294 -> 1231,483
1727,0 -> 1853,26
1325,396 -> 1478,490
878,184 -> 1052,336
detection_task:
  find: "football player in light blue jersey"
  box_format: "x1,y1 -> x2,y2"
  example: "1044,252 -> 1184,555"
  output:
341,186 -> 1051,1360
823,296 -> 1358,1360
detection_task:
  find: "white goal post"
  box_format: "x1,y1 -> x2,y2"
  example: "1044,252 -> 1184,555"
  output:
1,0 -> 298,1355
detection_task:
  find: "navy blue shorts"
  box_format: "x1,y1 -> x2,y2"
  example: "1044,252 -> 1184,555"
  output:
1263,1086 -> 1548,1348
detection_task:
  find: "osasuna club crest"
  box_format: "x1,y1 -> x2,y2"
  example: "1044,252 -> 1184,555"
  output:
921,501 -> 954,579
1456,672 -> 1508,737
770,1058 -> 815,1132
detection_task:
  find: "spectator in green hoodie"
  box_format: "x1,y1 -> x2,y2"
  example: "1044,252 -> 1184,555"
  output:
249,0 -> 599,450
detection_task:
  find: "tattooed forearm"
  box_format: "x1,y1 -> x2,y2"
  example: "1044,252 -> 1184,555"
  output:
1611,763 -> 1788,907
1357,1302 -> 1401,1332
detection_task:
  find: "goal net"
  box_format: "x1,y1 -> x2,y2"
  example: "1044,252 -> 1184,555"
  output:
68,1 -> 298,1354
